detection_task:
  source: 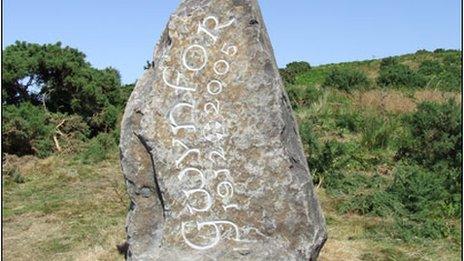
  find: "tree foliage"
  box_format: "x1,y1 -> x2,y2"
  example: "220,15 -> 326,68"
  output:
2,41 -> 126,133
2,103 -> 55,157
2,41 -> 133,158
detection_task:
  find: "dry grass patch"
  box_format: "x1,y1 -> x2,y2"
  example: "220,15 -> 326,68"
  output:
353,89 -> 460,114
316,186 -> 462,261
353,90 -> 416,113
414,89 -> 461,104
2,154 -> 128,260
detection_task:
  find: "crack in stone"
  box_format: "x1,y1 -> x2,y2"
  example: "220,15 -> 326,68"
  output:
134,131 -> 167,219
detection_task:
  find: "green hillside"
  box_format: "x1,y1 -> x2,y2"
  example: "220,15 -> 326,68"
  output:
2,44 -> 462,260
282,49 -> 462,260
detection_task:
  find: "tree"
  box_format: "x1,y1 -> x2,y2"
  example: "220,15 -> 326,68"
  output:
2,41 -> 125,133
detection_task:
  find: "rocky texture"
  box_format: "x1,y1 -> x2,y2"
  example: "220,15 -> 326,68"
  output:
120,0 -> 327,259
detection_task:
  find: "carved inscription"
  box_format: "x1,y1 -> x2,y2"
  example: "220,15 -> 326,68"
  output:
163,15 -> 246,250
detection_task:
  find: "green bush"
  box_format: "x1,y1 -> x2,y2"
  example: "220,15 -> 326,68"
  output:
385,165 -> 461,242
325,172 -> 386,196
286,61 -> 311,74
391,216 -> 457,242
2,103 -> 91,158
285,85 -> 322,109
340,164 -> 461,241
323,68 -> 370,91
415,49 -> 430,55
438,53 -> 462,90
79,132 -> 117,164
433,48 -> 446,53
396,99 -> 462,169
360,116 -> 397,150
377,63 -> 426,88
300,120 -> 345,182
440,165 -> 462,217
418,60 -> 443,76
2,103 -> 55,157
308,141 -> 345,177
338,190 -> 404,217
2,41 -> 127,134
379,56 -> 399,69
388,164 -> 451,216
280,61 -> 311,84
335,110 -> 364,133
52,114 -> 91,154
279,69 -> 294,84
89,104 -> 120,134
303,137 -> 364,184
443,52 -> 461,66
416,55 -> 461,90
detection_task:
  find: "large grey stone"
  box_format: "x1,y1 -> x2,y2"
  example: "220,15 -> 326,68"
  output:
120,0 -> 327,259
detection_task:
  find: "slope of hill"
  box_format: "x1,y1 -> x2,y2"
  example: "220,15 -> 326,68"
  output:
3,49 -> 462,260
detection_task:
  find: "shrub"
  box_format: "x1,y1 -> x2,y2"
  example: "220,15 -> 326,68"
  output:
396,99 -> 462,169
323,68 -> 370,91
335,110 -> 364,133
51,114 -> 91,154
340,164 -> 461,241
387,164 -> 461,241
303,136 -> 363,184
325,172 -> 386,196
388,164 -> 450,216
308,140 -> 343,176
121,84 -> 135,105
79,132 -> 117,163
2,102 -> 91,158
433,48 -> 446,53
377,63 -> 426,87
440,165 -> 462,217
391,216 -> 457,242
89,104 -> 120,134
338,190 -> 404,217
438,69 -> 461,91
437,53 -> 462,90
300,120 -> 348,183
286,61 -> 311,74
418,60 -> 443,76
280,61 -> 312,84
2,41 -> 127,134
416,54 -> 461,90
279,69 -> 295,84
285,85 -> 322,109
415,49 -> 430,55
360,116 -> 397,150
443,52 -> 461,66
2,103 -> 55,157
379,56 -> 399,69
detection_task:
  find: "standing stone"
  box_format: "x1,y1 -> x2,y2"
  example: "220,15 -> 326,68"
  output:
120,0 -> 327,260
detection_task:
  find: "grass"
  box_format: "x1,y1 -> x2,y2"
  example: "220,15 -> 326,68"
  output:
2,152 -> 128,260
2,49 -> 462,260
291,59 -> 461,259
318,189 -> 461,261
288,49 -> 461,91
4,153 -> 459,260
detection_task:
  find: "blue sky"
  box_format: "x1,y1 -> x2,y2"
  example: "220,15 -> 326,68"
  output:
4,0 -> 461,84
